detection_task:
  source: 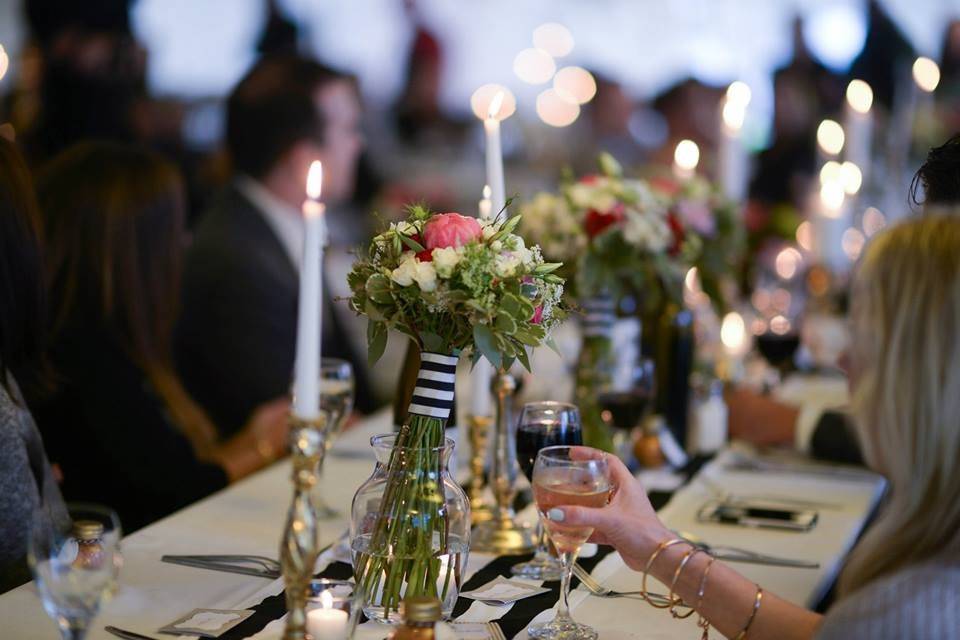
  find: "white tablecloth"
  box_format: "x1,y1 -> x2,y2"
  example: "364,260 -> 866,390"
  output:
0,410 -> 885,640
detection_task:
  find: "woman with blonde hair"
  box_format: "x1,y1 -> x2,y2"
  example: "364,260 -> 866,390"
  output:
549,214 -> 960,638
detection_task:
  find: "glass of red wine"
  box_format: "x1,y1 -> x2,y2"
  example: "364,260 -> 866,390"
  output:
597,357 -> 656,458
512,402 -> 582,581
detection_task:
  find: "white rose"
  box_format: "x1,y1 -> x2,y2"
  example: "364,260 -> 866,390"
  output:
494,253 -> 521,278
482,224 -> 497,240
432,246 -> 462,278
413,260 -> 437,292
390,253 -> 418,286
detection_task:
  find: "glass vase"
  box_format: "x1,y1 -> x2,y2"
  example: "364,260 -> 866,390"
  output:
574,296 -> 616,452
350,350 -> 470,624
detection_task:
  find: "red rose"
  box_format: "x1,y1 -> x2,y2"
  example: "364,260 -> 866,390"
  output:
667,211 -> 685,256
410,233 -> 433,261
584,202 -> 625,238
422,212 -> 482,254
579,174 -> 601,185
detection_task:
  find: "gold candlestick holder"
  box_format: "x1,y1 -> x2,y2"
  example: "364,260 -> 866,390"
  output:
471,371 -> 535,555
466,414 -> 494,524
280,414 -> 327,640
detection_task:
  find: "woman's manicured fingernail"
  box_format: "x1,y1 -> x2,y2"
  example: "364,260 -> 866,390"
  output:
547,508 -> 565,522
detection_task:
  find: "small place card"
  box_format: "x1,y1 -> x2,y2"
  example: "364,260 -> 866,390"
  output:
441,621 -> 507,640
459,576 -> 550,605
159,608 -> 254,637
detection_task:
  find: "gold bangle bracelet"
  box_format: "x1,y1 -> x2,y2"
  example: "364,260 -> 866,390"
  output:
734,586 -> 764,640
641,538 -> 690,609
695,557 -> 717,640
668,547 -> 702,619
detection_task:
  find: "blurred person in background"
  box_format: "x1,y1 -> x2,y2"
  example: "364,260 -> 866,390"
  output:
0,134 -> 66,593
728,133 -> 960,463
32,142 -> 290,532
175,54 -> 374,442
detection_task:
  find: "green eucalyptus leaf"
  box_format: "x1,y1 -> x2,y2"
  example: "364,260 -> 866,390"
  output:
473,324 -> 502,369
367,321 -> 388,365
399,234 -> 426,253
421,331 -> 443,352
545,336 -> 562,356
534,262 -> 563,275
495,311 -> 517,335
516,345 -> 531,372
366,274 -> 393,304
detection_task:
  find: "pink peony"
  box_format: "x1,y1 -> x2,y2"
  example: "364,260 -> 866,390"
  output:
423,213 -> 482,251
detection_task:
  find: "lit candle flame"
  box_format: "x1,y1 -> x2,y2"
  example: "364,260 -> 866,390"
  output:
482,184 -> 491,199
306,161 -> 323,201
488,91 -> 505,120
320,590 -> 333,609
674,140 -> 700,171
846,79 -> 873,114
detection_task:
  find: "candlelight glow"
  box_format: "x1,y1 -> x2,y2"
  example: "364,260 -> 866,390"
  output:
817,119 -> 845,156
533,23 -> 574,58
536,88 -> 580,127
554,66 -> 596,104
770,315 -> 791,335
320,590 -> 334,609
820,179 -> 845,215
772,288 -> 792,313
674,140 -> 700,171
722,100 -> 746,131
514,48 -> 556,85
726,81 -> 752,107
306,161 -> 323,200
913,56 -> 941,93
487,91 -> 505,120
840,161 -> 862,194
482,184 -> 491,199
842,227 -> 865,260
0,45 -> 8,82
775,247 -> 803,280
819,161 -> 842,185
684,267 -> 699,291
470,84 -> 516,121
862,207 -> 886,236
721,312 -> 747,353
846,79 -> 873,113
796,221 -> 813,252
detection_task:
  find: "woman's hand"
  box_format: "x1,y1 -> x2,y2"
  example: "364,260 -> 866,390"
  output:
545,453 -> 671,571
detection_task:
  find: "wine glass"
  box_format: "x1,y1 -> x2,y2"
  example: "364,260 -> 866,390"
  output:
512,402 -> 582,581
28,503 -> 122,640
316,358 -> 355,518
597,357 -> 656,459
529,446 -> 612,640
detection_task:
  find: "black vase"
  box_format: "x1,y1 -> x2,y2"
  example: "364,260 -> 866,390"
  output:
641,302 -> 694,448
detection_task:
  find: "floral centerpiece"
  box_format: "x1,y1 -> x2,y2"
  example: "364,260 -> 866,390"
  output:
347,205 -> 565,620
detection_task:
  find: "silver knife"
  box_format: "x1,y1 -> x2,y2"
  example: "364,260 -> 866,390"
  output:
161,556 -> 281,578
105,626 -> 158,640
712,552 -> 820,569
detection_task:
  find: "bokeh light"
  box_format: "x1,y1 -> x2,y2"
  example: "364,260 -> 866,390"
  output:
846,79 -> 873,114
726,81 -> 752,107
842,228 -> 866,261
674,139 -> 700,171
536,88 -> 580,127
913,56 -> 941,93
862,207 -> 886,236
775,247 -> 803,280
721,312 -> 747,352
513,48 -> 556,85
0,45 -> 8,82
770,314 -> 792,335
553,66 -> 597,104
840,161 -> 862,194
533,23 -> 574,58
796,221 -> 814,252
470,84 -> 517,121
819,161 -> 842,185
722,100 -> 746,131
817,119 -> 845,156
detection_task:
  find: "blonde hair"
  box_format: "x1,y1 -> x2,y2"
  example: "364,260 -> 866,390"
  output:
840,214 -> 960,595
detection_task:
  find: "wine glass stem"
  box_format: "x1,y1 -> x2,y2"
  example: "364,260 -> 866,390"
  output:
557,550 -> 575,621
59,619 -> 88,640
533,520 -> 550,561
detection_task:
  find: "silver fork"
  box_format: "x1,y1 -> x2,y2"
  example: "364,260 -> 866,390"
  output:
572,563 -> 671,604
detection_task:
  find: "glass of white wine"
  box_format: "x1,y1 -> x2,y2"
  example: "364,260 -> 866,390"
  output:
315,358 -> 355,518
529,446 -> 612,640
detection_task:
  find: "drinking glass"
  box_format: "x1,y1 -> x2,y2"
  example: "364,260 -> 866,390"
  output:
597,357 -> 656,458
512,402 -> 582,581
316,358 -> 355,518
529,447 -> 612,640
28,503 -> 122,640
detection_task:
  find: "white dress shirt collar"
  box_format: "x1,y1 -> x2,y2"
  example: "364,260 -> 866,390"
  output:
235,176 -> 304,272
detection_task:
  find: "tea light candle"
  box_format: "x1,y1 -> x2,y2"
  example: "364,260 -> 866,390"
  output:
306,591 -> 347,640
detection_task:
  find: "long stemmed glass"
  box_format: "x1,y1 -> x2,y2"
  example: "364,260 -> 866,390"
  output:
28,503 -> 122,640
512,402 -> 582,580
315,358 -> 355,518
529,447 -> 612,640
597,357 -> 656,459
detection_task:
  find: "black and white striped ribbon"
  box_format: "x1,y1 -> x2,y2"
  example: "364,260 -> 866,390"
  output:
582,295 -> 615,338
408,352 -> 458,420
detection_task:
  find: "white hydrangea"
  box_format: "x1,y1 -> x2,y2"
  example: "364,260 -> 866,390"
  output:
493,253 -> 522,278
431,246 -> 462,278
622,207 -> 671,252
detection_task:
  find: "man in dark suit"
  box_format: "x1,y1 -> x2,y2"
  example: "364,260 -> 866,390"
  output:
176,54 -> 372,438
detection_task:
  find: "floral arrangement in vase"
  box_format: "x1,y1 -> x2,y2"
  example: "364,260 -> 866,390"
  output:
346,205 -> 565,620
